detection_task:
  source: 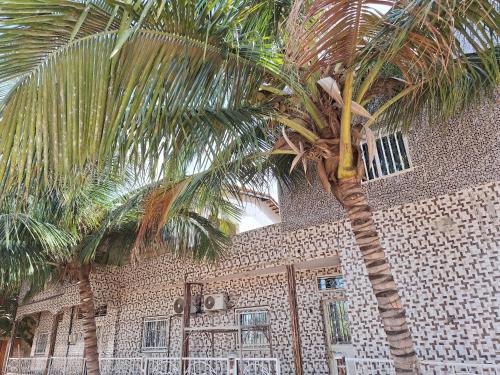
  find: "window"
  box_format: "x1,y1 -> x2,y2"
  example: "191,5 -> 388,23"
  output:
237,309 -> 269,349
142,317 -> 168,351
34,332 -> 49,355
325,300 -> 352,344
318,276 -> 345,291
94,305 -> 107,317
361,131 -> 411,181
76,305 -> 107,319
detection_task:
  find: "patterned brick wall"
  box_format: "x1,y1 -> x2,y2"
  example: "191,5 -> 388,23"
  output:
30,312 -> 53,357
16,181 -> 500,373
338,181 -> 500,363
280,92 -> 500,230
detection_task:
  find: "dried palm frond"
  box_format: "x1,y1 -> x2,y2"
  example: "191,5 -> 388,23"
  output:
295,0 -> 394,71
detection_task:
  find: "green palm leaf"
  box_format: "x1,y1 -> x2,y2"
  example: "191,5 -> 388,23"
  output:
0,0 -> 283,197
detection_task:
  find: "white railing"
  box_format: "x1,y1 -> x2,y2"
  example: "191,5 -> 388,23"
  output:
6,356 -> 281,375
48,357 -> 85,375
144,357 -> 180,375
100,357 -> 143,375
4,357 -> 48,375
335,357 -> 500,375
183,357 -> 228,375
7,356 -> 499,375
237,358 -> 280,375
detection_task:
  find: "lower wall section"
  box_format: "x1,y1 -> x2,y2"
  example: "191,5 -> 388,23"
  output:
114,266 -> 341,375
16,182 -> 500,374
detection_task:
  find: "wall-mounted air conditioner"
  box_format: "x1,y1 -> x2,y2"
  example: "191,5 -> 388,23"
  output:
173,295 -> 202,315
203,294 -> 227,311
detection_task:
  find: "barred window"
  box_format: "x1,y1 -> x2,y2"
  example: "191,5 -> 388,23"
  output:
34,332 -> 49,355
325,300 -> 352,344
318,276 -> 345,291
77,305 -> 107,319
94,305 -> 107,317
361,131 -> 411,181
238,309 -> 269,349
142,317 -> 168,351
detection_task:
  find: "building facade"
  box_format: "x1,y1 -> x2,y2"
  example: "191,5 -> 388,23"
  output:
5,94 -> 500,374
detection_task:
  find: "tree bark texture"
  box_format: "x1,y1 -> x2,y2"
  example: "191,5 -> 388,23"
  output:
180,282 -> 191,375
77,264 -> 100,375
339,177 -> 419,374
1,318 -> 17,375
286,264 -> 304,375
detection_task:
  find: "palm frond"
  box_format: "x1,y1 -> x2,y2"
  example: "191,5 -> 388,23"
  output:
357,0 -> 499,129
158,211 -> 231,262
0,0 -> 284,197
0,0 -> 118,82
293,0 -> 393,71
0,29 -> 276,196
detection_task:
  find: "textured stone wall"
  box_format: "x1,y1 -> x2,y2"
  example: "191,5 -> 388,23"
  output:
280,93 -> 500,230
337,181 -> 500,363
17,180 -> 500,373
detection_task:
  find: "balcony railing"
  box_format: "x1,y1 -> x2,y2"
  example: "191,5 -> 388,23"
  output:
5,356 -> 281,375
4,357 -> 48,375
8,356 -> 499,375
48,357 -> 85,375
334,357 -> 500,375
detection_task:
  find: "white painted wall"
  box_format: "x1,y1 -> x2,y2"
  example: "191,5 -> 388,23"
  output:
236,197 -> 280,233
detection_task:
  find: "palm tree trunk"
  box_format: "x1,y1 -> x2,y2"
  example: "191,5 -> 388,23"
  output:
77,264 -> 100,375
338,177 -> 419,374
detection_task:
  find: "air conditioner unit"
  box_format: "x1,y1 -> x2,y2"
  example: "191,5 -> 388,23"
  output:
203,294 -> 227,311
173,295 -> 202,315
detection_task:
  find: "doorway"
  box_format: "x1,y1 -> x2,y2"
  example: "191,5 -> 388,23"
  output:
322,299 -> 355,375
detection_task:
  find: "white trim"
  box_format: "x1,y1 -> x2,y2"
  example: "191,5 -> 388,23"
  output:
361,166 -> 415,184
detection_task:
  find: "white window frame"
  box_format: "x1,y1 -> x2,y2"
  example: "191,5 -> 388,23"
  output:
235,307 -> 270,350
34,332 -> 49,356
141,317 -> 168,352
360,131 -> 412,182
317,275 -> 345,291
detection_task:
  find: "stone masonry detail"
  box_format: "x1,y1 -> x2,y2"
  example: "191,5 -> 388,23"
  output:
16,181 -> 500,374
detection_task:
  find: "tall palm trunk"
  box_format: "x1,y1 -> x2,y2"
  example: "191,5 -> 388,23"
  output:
77,264 -> 100,375
338,177 -> 418,374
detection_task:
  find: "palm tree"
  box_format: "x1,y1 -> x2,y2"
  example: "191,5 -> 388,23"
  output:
0,2 -> 284,373
264,0 -> 499,372
0,0 -> 284,196
0,0 -> 498,373
1,290 -> 38,362
0,169 -> 239,375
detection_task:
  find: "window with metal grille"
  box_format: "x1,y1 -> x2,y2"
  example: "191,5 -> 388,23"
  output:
142,317 -> 168,351
34,332 -> 49,355
94,305 -> 107,317
238,309 -> 269,349
318,276 -> 345,291
325,300 -> 352,344
76,305 -> 107,319
361,131 -> 411,181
